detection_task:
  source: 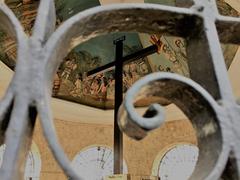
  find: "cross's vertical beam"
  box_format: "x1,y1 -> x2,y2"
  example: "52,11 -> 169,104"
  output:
113,36 -> 125,174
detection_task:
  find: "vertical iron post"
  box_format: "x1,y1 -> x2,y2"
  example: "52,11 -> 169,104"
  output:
113,36 -> 125,174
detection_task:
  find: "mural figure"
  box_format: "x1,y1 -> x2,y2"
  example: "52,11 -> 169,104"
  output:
70,73 -> 83,97
107,75 -> 115,101
52,70 -> 62,96
98,76 -> 108,102
61,58 -> 78,81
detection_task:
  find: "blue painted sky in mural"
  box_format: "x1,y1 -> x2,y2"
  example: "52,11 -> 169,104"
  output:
75,33 -> 143,65
56,0 -> 101,21
56,0 -> 144,66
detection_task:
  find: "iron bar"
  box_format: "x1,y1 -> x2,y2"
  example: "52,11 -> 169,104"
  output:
87,44 -> 158,76
113,36 -> 125,174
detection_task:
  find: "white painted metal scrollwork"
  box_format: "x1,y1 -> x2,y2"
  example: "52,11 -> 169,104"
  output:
0,0 -> 239,179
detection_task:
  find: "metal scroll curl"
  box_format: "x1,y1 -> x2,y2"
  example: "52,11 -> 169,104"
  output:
4,2 -> 200,179
0,0 -> 237,179
0,3 -> 34,177
0,2 -> 43,180
38,3 -> 204,179
118,72 -> 230,180
0,1 -> 79,179
0,2 -> 26,131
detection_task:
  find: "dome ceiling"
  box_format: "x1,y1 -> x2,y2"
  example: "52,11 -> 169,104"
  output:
0,0 -> 239,109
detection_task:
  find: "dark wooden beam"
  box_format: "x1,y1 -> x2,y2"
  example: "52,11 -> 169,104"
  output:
87,44 -> 158,76
113,36 -> 125,174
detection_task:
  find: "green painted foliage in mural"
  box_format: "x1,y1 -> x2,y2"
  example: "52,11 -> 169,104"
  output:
56,0 -> 100,21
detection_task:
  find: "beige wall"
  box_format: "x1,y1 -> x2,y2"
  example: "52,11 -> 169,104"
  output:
229,47 -> 240,98
33,118 -> 196,179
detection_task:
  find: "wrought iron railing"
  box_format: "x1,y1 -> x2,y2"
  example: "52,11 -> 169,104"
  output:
0,0 -> 239,179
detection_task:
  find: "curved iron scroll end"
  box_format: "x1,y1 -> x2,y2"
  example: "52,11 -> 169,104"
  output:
118,104 -> 165,140
118,73 -> 166,140
117,71 -> 221,142
118,72 -> 228,179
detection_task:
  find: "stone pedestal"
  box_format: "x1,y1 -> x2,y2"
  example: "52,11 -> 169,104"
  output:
105,174 -> 159,180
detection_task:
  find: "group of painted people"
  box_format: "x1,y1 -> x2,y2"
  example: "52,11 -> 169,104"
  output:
68,61 -> 149,101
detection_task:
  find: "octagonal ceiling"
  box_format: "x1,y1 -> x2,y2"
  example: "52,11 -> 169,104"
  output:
0,0 -> 239,109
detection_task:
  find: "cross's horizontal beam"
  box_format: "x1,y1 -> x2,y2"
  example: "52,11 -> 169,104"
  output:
87,44 -> 158,76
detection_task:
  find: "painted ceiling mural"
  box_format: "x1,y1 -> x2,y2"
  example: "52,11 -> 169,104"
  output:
217,0 -> 240,17
0,0 -> 239,109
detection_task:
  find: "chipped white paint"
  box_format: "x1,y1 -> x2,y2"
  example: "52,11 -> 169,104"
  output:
202,122 -> 217,136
